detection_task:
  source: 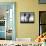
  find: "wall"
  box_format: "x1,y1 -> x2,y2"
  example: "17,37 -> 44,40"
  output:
0,0 -> 46,40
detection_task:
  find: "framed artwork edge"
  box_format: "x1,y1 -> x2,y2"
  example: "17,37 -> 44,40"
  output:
39,0 -> 46,4
20,12 -> 35,23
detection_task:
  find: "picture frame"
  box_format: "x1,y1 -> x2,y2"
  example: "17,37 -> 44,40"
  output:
0,2 -> 16,40
39,0 -> 46,4
39,11 -> 46,35
20,12 -> 35,23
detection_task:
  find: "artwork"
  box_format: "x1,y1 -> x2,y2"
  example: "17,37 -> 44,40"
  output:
39,11 -> 46,35
20,12 -> 35,23
0,2 -> 16,40
39,0 -> 46,4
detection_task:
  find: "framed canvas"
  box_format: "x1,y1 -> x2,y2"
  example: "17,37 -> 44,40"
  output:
39,11 -> 46,35
39,0 -> 46,4
20,12 -> 35,23
0,2 -> 16,40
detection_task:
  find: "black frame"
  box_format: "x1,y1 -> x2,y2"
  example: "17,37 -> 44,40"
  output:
39,0 -> 46,4
39,11 -> 46,36
20,12 -> 35,23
